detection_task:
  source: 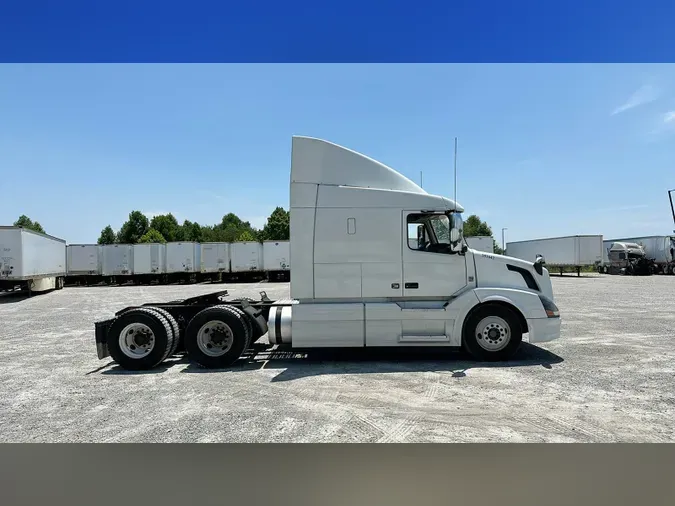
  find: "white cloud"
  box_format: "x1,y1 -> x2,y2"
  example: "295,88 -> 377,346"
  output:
664,110 -> 675,123
611,84 -> 660,115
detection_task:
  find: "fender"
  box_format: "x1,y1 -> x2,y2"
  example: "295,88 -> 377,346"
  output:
450,287 -> 548,344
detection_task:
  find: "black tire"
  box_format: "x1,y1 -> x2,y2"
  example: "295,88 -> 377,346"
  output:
147,307 -> 182,357
106,307 -> 175,370
184,305 -> 251,368
462,303 -> 523,362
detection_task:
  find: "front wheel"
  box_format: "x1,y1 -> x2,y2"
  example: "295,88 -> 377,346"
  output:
462,304 -> 523,361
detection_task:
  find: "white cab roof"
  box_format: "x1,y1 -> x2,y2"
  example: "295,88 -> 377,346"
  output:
291,136 -> 463,212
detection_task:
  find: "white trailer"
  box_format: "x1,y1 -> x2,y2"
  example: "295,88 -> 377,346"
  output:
200,242 -> 230,273
132,243 -> 166,276
0,226 -> 66,294
262,240 -> 290,281
602,235 -> 675,275
230,241 -> 263,274
67,244 -> 102,275
506,235 -> 603,276
465,236 -> 493,254
102,244 -> 134,278
165,242 -> 201,281
94,136 -> 561,371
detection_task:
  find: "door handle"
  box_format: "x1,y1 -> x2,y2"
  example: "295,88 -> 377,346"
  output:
405,282 -> 419,289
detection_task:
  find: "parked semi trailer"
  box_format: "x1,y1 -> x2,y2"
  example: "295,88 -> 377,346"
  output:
465,236 -> 494,254
102,244 -> 133,284
230,241 -> 264,280
0,226 -> 66,295
166,242 -> 200,283
93,136 -> 562,370
505,235 -> 603,276
199,242 -> 230,282
600,235 -> 675,275
132,243 -> 166,284
262,240 -> 290,281
66,244 -> 102,285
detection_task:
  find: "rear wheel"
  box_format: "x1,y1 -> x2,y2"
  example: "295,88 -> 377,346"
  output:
147,307 -> 182,357
462,304 -> 523,361
106,308 -> 175,370
184,305 -> 251,368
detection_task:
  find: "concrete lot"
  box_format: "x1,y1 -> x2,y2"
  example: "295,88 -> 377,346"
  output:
1,275 -> 674,442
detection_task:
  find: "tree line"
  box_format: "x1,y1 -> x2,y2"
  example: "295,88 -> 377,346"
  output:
11,210 -> 502,253
97,207 -> 290,245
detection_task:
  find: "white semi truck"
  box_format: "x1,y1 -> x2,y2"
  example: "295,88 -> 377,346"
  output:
93,136 -> 561,370
600,235 -> 675,275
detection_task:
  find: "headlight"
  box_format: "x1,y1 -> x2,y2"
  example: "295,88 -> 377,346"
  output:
539,295 -> 560,318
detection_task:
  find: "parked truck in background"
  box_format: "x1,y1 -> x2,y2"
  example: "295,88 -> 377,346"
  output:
505,235 -> 603,276
600,235 -> 675,275
93,136 -> 561,371
603,242 -> 655,275
0,226 -> 66,295
465,236 -> 494,254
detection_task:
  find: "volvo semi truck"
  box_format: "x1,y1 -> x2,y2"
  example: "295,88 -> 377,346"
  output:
93,136 -> 562,370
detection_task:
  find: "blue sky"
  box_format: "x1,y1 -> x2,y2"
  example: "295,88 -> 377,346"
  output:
1,64 -> 674,245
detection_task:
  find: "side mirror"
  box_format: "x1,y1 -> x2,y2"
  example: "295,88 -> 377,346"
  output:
534,254 -> 545,275
450,228 -> 460,243
416,224 -> 426,249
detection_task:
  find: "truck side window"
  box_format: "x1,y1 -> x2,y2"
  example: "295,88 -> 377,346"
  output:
406,213 -> 451,253
619,252 -> 626,260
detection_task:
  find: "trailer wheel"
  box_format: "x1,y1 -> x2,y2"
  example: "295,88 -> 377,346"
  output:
184,305 -> 251,368
147,307 -> 182,357
106,308 -> 175,370
462,303 -> 523,362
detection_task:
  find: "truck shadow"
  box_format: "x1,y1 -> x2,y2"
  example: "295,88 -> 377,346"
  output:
96,342 -> 562,378
0,292 -> 30,304
180,342 -> 564,381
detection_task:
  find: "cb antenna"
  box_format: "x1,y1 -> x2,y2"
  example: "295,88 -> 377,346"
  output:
669,189 -> 675,233
454,137 -> 458,209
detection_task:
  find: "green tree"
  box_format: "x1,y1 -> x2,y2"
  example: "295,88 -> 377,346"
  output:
213,213 -> 258,242
149,213 -> 180,242
179,220 -> 203,242
463,215 -> 493,237
14,215 -> 45,234
138,228 -> 167,243
118,211 -> 150,244
236,230 -> 256,242
97,225 -> 116,245
261,207 -> 290,241
463,214 -> 503,254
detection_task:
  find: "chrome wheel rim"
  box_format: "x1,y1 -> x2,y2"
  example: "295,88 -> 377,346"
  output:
197,320 -> 234,357
475,316 -> 511,352
119,323 -> 156,358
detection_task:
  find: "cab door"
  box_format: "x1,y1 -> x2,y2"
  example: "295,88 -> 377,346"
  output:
402,211 -> 467,298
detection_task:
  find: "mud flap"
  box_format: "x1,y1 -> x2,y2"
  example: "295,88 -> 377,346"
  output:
94,319 -> 114,359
